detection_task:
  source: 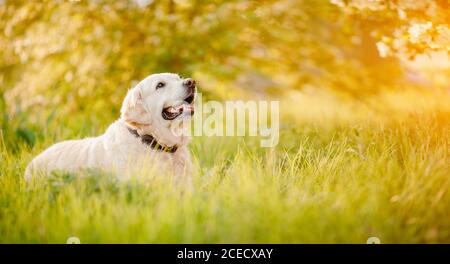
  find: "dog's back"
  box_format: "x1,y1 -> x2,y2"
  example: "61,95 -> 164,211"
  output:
25,136 -> 105,180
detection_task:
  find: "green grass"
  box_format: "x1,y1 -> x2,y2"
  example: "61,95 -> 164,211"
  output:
0,107 -> 449,243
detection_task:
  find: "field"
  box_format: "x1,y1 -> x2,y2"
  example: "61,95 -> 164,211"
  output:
1,0 -> 449,244
1,90 -> 449,243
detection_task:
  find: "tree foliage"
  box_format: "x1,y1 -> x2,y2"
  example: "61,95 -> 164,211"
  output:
0,0 -> 448,123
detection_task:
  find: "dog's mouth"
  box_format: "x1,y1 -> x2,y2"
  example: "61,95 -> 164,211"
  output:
162,93 -> 195,120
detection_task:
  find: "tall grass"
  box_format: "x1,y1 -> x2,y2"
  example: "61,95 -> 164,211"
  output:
0,92 -> 449,243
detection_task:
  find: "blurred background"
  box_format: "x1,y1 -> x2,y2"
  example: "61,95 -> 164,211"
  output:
1,0 -> 450,244
0,0 -> 449,148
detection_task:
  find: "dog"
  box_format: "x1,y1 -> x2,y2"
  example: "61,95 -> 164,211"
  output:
25,73 -> 196,184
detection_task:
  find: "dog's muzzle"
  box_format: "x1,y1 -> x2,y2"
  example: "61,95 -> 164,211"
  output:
162,79 -> 196,120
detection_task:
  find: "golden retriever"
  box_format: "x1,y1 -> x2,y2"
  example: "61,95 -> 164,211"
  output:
25,73 -> 196,184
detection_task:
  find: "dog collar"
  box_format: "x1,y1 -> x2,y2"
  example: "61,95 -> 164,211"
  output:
127,127 -> 178,153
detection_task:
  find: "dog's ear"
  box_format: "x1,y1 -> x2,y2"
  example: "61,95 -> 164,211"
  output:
120,85 -> 149,126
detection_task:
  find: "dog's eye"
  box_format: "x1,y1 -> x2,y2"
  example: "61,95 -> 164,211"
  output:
156,82 -> 165,89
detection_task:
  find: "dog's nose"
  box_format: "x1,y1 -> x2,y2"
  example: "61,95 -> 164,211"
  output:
183,78 -> 196,90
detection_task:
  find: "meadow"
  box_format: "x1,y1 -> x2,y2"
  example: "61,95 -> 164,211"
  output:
1,89 -> 449,243
1,0 -> 449,243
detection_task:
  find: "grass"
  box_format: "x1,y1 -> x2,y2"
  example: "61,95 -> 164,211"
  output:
0,92 -> 449,243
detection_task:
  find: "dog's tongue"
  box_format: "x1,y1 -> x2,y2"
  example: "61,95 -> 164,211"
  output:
182,104 -> 194,112
168,104 -> 194,113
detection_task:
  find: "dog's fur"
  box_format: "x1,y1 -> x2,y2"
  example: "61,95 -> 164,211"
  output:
25,73 -> 195,184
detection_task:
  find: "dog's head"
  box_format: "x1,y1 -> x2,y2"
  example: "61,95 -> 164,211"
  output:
120,73 -> 196,147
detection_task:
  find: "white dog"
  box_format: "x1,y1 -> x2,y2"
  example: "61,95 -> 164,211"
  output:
25,73 -> 196,184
